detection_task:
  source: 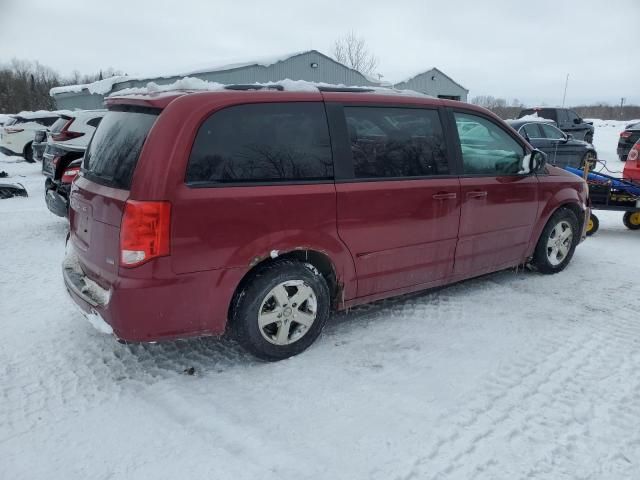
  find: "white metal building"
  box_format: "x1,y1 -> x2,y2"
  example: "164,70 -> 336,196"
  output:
50,50 -> 379,110
393,68 -> 468,102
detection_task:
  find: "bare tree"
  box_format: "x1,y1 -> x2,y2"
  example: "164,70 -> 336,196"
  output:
333,32 -> 379,76
0,58 -> 125,113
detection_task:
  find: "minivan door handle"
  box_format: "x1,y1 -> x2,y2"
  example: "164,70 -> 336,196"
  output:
467,190 -> 488,199
432,192 -> 457,200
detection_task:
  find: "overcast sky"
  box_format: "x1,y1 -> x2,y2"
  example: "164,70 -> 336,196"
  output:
1,0 -> 638,106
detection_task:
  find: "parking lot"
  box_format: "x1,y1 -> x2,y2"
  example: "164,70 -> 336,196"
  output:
1,119 -> 640,479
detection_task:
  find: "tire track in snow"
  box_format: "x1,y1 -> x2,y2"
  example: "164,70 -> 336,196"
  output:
397,302 -> 640,480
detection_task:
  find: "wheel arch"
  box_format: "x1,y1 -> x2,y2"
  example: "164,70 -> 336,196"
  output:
527,195 -> 586,259
228,248 -> 345,323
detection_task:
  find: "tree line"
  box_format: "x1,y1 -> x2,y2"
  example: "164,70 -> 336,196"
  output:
0,59 -> 122,114
471,95 -> 640,121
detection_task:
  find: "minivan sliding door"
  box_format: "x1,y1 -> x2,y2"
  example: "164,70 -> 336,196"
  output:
329,104 -> 461,298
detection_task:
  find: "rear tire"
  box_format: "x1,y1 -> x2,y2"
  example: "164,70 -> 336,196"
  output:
586,213 -> 599,236
23,142 -> 34,163
230,259 -> 331,361
530,208 -> 580,274
623,211 -> 640,230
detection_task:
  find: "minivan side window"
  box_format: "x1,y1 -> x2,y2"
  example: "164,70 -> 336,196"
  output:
454,112 -> 526,175
344,107 -> 448,178
186,103 -> 333,184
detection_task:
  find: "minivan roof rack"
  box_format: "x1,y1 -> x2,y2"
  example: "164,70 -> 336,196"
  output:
224,84 -> 284,91
316,86 -> 375,93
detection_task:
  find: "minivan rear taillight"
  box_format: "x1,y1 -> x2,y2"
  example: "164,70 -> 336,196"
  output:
120,200 -> 171,267
620,131 -> 632,139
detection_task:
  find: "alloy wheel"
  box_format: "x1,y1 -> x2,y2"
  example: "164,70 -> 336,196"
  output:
546,220 -> 573,266
258,280 -> 318,345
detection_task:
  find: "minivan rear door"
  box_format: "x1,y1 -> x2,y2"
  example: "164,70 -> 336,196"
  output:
330,104 -> 461,298
69,108 -> 159,287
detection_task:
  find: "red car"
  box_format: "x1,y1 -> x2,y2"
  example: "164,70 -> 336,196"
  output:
63,86 -> 589,360
623,140 -> 640,182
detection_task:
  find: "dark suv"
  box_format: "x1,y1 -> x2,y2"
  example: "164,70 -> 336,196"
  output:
618,121 -> 640,161
63,86 -> 588,360
518,108 -> 594,144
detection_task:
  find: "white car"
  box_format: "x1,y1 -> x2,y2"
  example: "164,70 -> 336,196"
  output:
0,111 -> 60,162
47,110 -> 106,149
41,110 -> 106,178
0,114 -> 14,127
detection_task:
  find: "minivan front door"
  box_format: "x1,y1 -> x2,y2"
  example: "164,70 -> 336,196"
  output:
452,111 -> 539,278
331,105 -> 461,298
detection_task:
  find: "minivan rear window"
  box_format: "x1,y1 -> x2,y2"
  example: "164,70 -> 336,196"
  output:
83,109 -> 158,189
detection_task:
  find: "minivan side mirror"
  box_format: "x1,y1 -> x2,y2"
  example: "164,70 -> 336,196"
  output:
573,118 -> 581,125
529,149 -> 547,172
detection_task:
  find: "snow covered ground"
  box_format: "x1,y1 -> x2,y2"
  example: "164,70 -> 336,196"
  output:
1,121 -> 640,480
589,118 -> 638,175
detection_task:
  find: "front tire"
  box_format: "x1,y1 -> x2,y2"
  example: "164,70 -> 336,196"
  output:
584,131 -> 593,144
230,259 -> 330,361
530,208 -> 580,274
623,211 -> 640,230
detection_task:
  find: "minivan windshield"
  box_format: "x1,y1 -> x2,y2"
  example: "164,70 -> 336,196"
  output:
83,109 -> 158,189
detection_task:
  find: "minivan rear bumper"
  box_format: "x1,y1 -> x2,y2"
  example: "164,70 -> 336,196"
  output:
63,244 -> 244,342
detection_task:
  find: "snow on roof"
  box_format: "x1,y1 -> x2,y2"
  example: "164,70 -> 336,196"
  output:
514,113 -> 556,123
168,50 -> 313,77
51,50 -> 381,98
14,109 -> 73,119
50,76 -> 130,96
50,51 -> 319,97
108,77 -> 433,99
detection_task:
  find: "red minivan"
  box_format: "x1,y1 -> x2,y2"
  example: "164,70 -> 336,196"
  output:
63,86 -> 588,360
